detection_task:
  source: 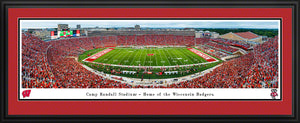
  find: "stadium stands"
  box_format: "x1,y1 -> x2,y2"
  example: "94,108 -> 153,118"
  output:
167,36 -> 279,88
205,42 -> 239,53
197,45 -> 230,59
22,33 -> 55,88
210,38 -> 251,50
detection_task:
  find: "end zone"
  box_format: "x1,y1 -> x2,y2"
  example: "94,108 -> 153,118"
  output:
83,48 -> 114,62
187,48 -> 217,62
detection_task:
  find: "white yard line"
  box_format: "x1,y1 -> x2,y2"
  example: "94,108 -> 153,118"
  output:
165,48 -> 184,65
158,49 -> 170,66
161,49 -> 172,65
173,48 -> 194,64
142,49 -> 147,66
155,49 -> 158,66
179,48 -> 197,64
123,49 -> 136,65
150,48 -> 152,66
109,49 -> 127,64
129,49 -> 140,66
104,49 -> 123,63
137,49 -> 143,66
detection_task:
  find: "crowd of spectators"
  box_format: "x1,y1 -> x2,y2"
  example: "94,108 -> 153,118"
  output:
135,37 -> 278,88
22,33 -> 55,88
196,38 -> 210,44
210,38 -> 251,50
47,46 -> 132,88
205,42 -> 239,53
166,36 -> 279,88
197,45 -> 230,59
85,35 -> 199,46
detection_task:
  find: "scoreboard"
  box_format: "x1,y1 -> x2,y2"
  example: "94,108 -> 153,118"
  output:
51,30 -> 80,39
59,30 -> 73,37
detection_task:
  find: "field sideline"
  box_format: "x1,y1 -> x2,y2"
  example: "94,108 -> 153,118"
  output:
92,48 -> 209,66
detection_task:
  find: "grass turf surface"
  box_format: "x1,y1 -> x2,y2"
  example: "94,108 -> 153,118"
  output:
78,47 -> 223,79
92,48 -> 208,66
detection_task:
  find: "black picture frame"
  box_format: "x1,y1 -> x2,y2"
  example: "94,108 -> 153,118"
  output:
1,0 -> 299,122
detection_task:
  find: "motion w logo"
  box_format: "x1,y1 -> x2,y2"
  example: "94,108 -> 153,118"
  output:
22,90 -> 31,98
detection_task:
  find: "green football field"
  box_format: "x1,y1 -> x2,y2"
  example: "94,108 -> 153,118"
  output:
92,48 -> 208,66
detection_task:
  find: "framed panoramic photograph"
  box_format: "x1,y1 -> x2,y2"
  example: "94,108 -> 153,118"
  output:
18,18 -> 282,100
1,0 -> 298,122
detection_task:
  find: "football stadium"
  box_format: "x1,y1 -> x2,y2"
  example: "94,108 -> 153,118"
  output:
21,22 -> 279,88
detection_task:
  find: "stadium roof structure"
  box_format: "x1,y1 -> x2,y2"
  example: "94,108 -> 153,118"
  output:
233,31 -> 259,39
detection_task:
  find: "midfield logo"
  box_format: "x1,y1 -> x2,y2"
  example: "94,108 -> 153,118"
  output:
147,54 -> 154,56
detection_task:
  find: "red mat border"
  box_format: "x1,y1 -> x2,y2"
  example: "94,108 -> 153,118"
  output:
8,8 -> 292,115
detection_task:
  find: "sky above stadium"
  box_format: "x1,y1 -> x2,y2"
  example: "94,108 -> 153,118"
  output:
21,20 -> 279,29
